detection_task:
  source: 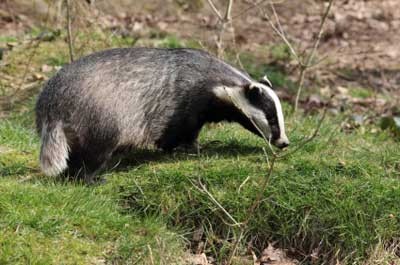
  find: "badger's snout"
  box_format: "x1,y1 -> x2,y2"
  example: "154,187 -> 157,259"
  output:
274,137 -> 290,149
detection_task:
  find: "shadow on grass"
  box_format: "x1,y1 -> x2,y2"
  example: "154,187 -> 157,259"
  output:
108,140 -> 261,174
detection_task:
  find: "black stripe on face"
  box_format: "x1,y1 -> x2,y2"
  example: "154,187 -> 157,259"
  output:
244,85 -> 281,142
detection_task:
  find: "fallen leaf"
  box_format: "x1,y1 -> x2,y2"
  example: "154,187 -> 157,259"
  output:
33,73 -> 45,81
254,244 -> 298,265
6,42 -> 18,48
351,114 -> 364,125
336,86 -> 349,96
186,253 -> 209,265
41,64 -> 53,73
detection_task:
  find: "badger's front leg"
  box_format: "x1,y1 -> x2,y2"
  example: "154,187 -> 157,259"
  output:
156,121 -> 203,153
175,139 -> 201,154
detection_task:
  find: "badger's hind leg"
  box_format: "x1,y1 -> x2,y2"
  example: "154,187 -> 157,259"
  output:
65,128 -> 119,184
66,145 -> 115,184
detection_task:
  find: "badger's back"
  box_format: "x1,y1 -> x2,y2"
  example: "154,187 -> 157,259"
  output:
37,48 -> 249,146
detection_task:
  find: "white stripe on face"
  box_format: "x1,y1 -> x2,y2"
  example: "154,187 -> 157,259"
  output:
252,82 -> 288,142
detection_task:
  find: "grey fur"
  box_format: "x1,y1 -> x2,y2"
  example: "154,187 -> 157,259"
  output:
39,121 -> 69,176
36,47 -> 288,179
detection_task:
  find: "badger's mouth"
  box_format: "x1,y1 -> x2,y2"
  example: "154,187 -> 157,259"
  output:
273,137 -> 290,149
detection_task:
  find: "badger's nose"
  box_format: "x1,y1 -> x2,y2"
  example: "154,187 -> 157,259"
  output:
274,138 -> 290,149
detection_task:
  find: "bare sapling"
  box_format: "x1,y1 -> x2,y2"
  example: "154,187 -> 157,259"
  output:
254,0 -> 334,112
206,0 -> 234,58
66,0 -> 74,62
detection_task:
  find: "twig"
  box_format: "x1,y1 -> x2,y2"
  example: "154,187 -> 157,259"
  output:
244,1 -> 299,63
227,229 -> 245,264
6,0 -> 54,100
268,3 -> 300,63
191,178 -> 241,227
206,0 -> 223,20
238,175 -> 251,193
225,0 -> 234,21
147,244 -> 155,265
227,154 -> 277,264
66,0 -> 74,62
254,0 -> 334,113
205,0 -> 234,58
233,0 -> 285,20
277,104 -> 328,159
306,0 -> 334,70
223,87 -> 330,264
294,0 -> 334,112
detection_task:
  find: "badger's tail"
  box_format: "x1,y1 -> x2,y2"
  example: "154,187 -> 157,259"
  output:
39,122 -> 69,176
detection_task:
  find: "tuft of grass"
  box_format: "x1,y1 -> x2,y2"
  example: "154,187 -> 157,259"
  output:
269,43 -> 292,61
0,36 -> 18,43
160,35 -> 186,49
349,87 -> 374,99
2,94 -> 400,264
114,116 -> 400,263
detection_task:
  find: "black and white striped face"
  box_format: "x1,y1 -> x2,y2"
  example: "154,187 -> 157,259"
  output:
244,81 -> 289,148
213,76 -> 289,148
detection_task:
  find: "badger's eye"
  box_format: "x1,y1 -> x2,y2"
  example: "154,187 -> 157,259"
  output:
245,87 -> 261,102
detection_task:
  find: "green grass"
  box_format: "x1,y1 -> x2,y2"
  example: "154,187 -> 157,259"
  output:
1,104 -> 399,264
349,87 -> 374,99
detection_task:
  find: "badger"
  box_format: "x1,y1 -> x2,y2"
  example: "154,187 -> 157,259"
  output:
36,47 -> 289,181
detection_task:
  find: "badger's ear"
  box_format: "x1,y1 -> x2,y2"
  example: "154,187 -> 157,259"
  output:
259,75 -> 273,88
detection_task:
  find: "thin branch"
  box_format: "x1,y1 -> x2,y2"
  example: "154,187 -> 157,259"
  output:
232,0 -> 285,20
224,0 -> 234,21
66,0 -> 74,62
206,0 -> 223,20
227,229 -> 245,264
294,65 -> 307,113
147,244 -> 155,265
205,0 -> 235,58
294,0 -> 334,112
223,86 -> 330,264
306,0 -> 334,68
245,155 -> 277,225
256,2 -> 300,64
6,0 -> 53,100
278,104 -> 329,159
227,147 -> 278,264
191,178 -> 241,227
268,3 -> 300,63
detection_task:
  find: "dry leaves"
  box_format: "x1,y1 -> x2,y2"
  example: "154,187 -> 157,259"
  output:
185,253 -> 209,265
253,244 -> 298,265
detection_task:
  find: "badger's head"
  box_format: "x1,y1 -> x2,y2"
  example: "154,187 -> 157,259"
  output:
214,75 -> 289,149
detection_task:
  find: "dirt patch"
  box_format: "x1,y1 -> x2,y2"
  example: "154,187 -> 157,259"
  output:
94,0 -> 400,96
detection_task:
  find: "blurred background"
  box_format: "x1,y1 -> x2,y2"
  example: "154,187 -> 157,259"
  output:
1,0 -> 399,120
